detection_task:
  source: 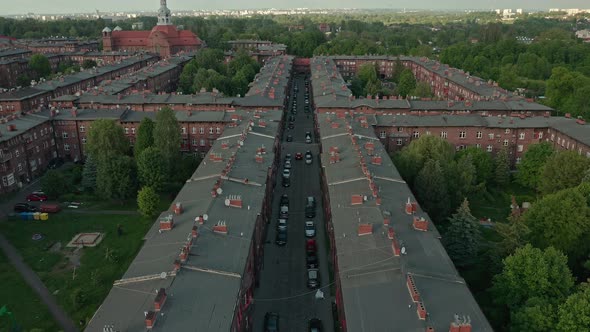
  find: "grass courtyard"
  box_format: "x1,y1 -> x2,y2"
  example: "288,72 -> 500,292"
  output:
0,208 -> 160,329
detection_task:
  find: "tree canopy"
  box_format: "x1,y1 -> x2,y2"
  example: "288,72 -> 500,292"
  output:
86,119 -> 129,163
153,107 -> 181,174
134,117 -> 155,158
443,199 -> 481,267
539,151 -> 590,195
516,142 -> 554,189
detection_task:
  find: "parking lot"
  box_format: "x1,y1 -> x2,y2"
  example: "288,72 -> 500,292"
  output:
252,75 -> 334,331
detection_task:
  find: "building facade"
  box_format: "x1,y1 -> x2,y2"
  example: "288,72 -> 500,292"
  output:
102,0 -> 202,58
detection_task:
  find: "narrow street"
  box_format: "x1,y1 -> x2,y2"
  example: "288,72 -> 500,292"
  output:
252,75 -> 334,331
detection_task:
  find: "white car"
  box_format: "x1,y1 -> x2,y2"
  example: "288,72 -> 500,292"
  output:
284,160 -> 292,169
282,169 -> 291,178
277,218 -> 287,231
305,221 -> 316,237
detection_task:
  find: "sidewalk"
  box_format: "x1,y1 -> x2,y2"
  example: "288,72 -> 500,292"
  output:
0,233 -> 79,332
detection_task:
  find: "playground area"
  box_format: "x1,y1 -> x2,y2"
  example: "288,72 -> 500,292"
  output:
66,232 -> 104,248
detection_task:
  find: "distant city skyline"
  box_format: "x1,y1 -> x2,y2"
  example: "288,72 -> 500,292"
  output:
1,0 -> 589,15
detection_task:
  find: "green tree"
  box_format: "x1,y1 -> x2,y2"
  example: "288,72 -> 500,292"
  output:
495,216 -> 531,259
414,159 -> 450,222
456,146 -> 493,185
29,54 -> 51,79
516,142 -> 554,189
134,117 -> 155,158
81,154 -> 98,192
443,199 -> 481,267
96,155 -> 137,200
494,147 -> 511,186
511,297 -> 557,332
391,57 -> 405,83
81,59 -> 97,69
412,81 -> 433,98
523,187 -> 590,260
557,283 -> 590,331
86,119 -> 129,163
397,68 -> 417,97
455,154 -> 478,197
492,244 -> 574,311
394,134 -> 455,185
175,153 -> 202,183
153,107 -> 181,174
137,147 -> 166,191
137,186 -> 160,218
41,170 -> 73,199
539,151 -> 590,194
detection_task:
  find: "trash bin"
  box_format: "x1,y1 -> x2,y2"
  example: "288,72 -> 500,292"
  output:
33,212 -> 41,220
26,212 -> 34,220
20,212 -> 28,221
40,213 -> 49,221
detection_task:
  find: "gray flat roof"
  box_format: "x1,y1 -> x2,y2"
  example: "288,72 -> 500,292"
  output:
0,113 -> 49,143
317,112 -> 493,331
85,109 -> 283,332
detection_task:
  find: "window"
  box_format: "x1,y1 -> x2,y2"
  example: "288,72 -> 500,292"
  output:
440,131 -> 447,139
487,145 -> 493,152
181,127 -> 187,134
192,139 -> 197,146
35,146 -> 39,153
79,125 -> 85,132
209,127 -> 214,134
192,127 -> 197,134
62,132 -> 68,139
503,139 -> 509,146
519,133 -> 525,140
82,138 -> 87,144
551,134 -> 555,141
505,129 -> 511,134
517,145 -> 523,152
17,163 -> 22,172
457,145 -> 465,150
124,128 -> 129,134
459,131 -> 466,139
476,132 -> 482,139
216,127 -> 221,134
64,144 -> 70,151
396,139 -> 403,146
131,128 -> 136,134
33,132 -> 37,140
538,132 -> 543,139
488,133 -> 494,139
199,127 -> 205,134
200,139 -> 206,146
516,157 -> 522,164
475,143 -> 481,148
413,131 -> 420,138
51,139 -> 55,146
397,127 -> 403,132
379,131 -> 386,139
425,131 -> 431,135
15,149 -> 19,157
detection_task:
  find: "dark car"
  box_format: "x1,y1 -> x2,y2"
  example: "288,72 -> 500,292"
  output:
305,197 -> 316,218
264,312 -> 279,332
306,252 -> 318,269
27,193 -> 48,202
309,318 -> 323,332
47,157 -> 64,169
276,229 -> 288,246
282,177 -> 290,187
286,135 -> 293,142
295,152 -> 303,160
280,194 -> 289,207
306,239 -> 317,254
288,122 -> 295,129
14,203 -> 37,213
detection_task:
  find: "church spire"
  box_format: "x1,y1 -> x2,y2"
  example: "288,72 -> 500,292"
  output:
157,0 -> 172,25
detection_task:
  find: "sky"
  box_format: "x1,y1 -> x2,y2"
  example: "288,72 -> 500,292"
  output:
1,0 -> 589,15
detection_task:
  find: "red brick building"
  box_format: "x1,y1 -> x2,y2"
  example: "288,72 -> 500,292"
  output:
102,0 -> 202,58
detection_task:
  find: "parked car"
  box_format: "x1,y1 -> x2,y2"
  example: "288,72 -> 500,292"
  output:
280,194 -> 289,207
307,268 -> 320,289
295,152 -> 303,160
306,239 -> 317,254
309,318 -> 323,332
264,312 -> 280,332
279,205 -> 289,219
282,169 -> 291,178
286,135 -> 293,142
276,229 -> 288,246
277,218 -> 287,231
39,204 -> 61,213
305,197 -> 316,218
284,160 -> 292,169
288,122 -> 295,129
285,154 -> 292,162
14,203 -> 37,213
306,252 -> 318,269
305,221 -> 316,238
27,193 -> 48,202
282,177 -> 290,187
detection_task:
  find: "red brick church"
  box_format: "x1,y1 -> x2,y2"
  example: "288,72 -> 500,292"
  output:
102,0 -> 202,58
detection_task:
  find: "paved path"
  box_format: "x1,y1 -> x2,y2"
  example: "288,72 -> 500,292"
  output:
0,233 -> 79,332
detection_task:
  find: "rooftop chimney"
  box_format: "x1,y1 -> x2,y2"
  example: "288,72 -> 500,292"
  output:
357,223 -> 373,236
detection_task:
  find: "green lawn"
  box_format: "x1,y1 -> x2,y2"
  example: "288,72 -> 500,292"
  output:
468,182 -> 537,223
0,209 -> 161,328
0,251 -> 58,332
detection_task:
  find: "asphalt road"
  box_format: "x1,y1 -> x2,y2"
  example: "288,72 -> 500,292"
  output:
252,75 -> 334,331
